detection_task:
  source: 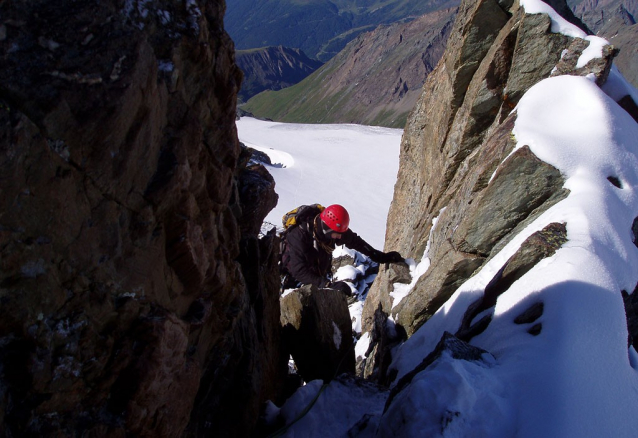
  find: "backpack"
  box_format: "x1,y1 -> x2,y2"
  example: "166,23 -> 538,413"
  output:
279,204 -> 325,280
281,203 -> 325,230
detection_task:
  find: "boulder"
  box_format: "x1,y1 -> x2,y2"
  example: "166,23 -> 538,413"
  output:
281,285 -> 356,382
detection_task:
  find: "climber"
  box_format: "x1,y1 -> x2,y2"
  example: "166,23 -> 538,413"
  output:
280,204 -> 404,295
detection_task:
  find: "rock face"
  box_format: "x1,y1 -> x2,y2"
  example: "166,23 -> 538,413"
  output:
280,285 -> 356,383
362,0 -> 636,371
235,46 -> 323,104
0,1 -> 284,437
243,8 -> 457,128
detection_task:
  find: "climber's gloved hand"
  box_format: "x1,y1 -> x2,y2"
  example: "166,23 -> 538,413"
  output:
385,251 -> 405,263
329,281 -> 353,297
375,251 -> 405,264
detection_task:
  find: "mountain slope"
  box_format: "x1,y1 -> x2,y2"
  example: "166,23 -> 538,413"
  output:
568,0 -> 637,32
237,117 -> 401,249
609,24 -> 638,86
236,46 -> 323,103
226,0 -> 459,61
242,8 -> 457,128
568,0 -> 638,87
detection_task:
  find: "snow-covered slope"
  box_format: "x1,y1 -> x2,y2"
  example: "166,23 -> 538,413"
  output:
237,117 -> 402,250
381,69 -> 638,438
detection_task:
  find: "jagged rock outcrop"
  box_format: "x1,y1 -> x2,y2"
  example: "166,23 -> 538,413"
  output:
456,222 -> 568,341
362,0 -> 636,374
0,1 -> 285,437
280,285 -> 356,382
235,46 -> 323,103
623,284 -> 638,349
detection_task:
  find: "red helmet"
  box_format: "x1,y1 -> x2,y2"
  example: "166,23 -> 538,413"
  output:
320,204 -> 350,233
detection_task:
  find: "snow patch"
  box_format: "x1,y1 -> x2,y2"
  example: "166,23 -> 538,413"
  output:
237,117 -> 401,249
355,331 -> 370,360
158,60 -> 174,72
185,0 -> 202,33
277,378 -> 388,437
602,64 -> 638,104
349,300 -> 364,334
334,264 -> 360,281
390,208 -> 445,309
379,351 -> 513,437
244,142 -> 294,168
520,0 -> 587,38
577,36 -> 609,69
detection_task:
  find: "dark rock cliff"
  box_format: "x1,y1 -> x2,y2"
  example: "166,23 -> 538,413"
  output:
0,1 -> 284,436
361,0 -> 636,376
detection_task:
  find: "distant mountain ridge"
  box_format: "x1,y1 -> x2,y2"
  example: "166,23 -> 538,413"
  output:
236,46 -> 323,104
568,0 -> 637,30
568,0 -> 638,87
226,0 -> 459,62
242,8 -> 457,128
239,0 -> 638,128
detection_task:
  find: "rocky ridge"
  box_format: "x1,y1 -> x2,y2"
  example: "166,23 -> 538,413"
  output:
360,0 -> 637,375
0,1 -> 285,436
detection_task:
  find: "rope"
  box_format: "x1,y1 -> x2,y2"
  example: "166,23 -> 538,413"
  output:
267,382 -> 329,438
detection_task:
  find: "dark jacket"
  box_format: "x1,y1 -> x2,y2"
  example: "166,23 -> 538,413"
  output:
281,215 -> 381,288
